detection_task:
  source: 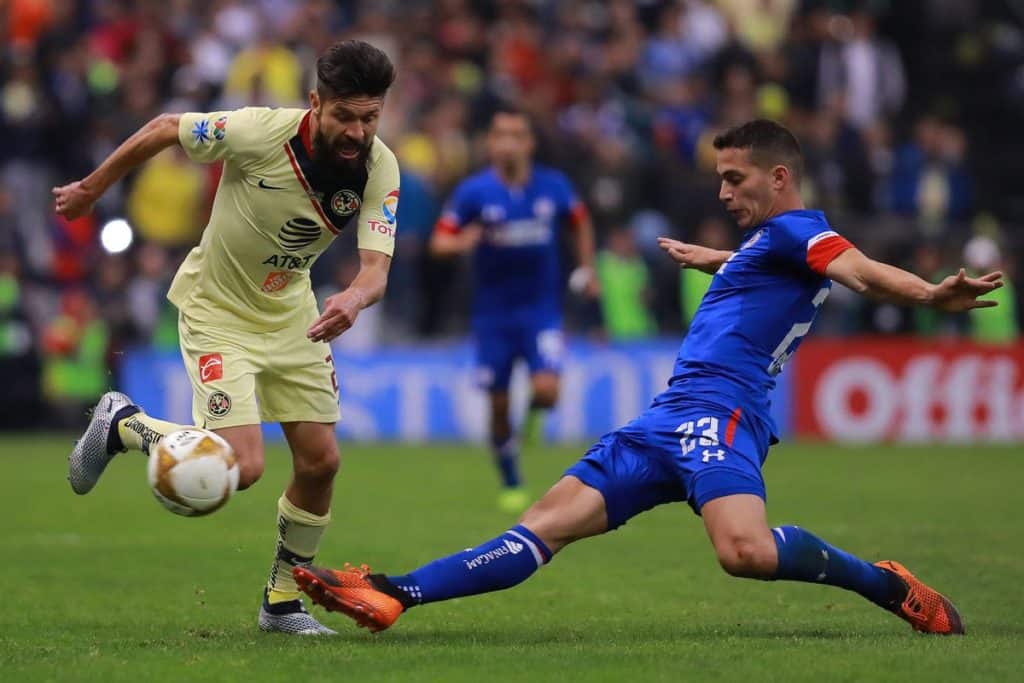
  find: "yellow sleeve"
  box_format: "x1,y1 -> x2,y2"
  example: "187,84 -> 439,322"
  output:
356,142 -> 400,257
177,108 -> 272,167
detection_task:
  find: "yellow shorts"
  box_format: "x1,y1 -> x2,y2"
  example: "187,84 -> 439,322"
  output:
178,310 -> 340,429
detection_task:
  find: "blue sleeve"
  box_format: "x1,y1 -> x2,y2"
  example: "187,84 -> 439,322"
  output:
439,179 -> 479,229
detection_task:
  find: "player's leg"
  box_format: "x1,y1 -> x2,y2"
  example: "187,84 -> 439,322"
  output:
476,327 -> 526,509
293,431 -> 683,631
68,316 -> 265,493
521,327 -> 565,446
264,420 -> 339,606
698,487 -> 963,633
293,475 -> 606,632
255,325 -> 341,635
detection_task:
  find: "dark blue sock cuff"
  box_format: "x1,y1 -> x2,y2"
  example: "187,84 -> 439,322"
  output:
509,524 -> 553,565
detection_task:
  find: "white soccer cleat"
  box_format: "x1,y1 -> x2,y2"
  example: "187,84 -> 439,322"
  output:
258,590 -> 337,636
68,391 -> 137,494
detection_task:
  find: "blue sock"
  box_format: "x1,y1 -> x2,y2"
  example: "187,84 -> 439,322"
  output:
772,525 -> 904,609
387,525 -> 551,605
491,436 -> 521,488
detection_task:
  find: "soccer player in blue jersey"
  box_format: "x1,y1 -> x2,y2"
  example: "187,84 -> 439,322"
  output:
295,120 -> 1002,635
430,105 -> 599,513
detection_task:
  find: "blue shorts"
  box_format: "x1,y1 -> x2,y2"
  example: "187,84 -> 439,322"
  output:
564,399 -> 771,529
474,323 -> 564,391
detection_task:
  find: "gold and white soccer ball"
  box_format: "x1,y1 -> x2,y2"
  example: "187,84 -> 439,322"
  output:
147,429 -> 239,517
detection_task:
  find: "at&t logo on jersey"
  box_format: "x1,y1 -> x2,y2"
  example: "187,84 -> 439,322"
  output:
381,189 -> 400,224
330,189 -> 361,216
198,353 -> 223,383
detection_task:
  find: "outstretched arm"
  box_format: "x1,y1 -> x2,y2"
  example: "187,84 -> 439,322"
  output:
657,237 -> 734,275
825,247 -> 1003,311
53,113 -> 181,219
307,249 -> 391,343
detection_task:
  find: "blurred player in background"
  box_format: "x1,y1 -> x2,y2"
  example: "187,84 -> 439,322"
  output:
54,40 -> 399,635
430,105 -> 599,513
295,120 -> 1002,636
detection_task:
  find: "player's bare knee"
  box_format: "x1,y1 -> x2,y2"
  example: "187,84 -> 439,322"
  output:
715,536 -> 776,578
532,387 -> 559,409
236,457 -> 265,490
531,377 -> 559,408
294,445 -> 340,484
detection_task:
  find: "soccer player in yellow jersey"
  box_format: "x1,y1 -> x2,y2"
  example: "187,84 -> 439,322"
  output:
53,40 -> 399,635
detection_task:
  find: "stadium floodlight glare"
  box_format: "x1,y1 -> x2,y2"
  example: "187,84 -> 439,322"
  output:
100,218 -> 133,254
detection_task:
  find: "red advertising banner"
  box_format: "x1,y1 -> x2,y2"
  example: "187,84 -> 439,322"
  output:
794,338 -> 1024,442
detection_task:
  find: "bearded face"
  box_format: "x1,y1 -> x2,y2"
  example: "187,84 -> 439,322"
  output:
311,93 -> 383,173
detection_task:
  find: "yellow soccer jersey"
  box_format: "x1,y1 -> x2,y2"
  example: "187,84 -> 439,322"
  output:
168,107 -> 399,330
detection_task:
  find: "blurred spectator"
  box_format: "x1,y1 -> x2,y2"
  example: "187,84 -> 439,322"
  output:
127,243 -> 177,348
888,116 -> 973,230
679,216 -> 731,326
127,147 -> 205,247
41,289 -> 109,427
963,235 -> 1019,344
222,32 -> 303,107
597,227 -> 655,340
817,6 -> 905,132
0,249 -> 42,429
909,242 -> 964,338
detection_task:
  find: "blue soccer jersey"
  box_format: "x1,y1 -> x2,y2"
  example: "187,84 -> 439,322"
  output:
662,209 -> 853,430
568,209 -> 854,523
436,165 -> 587,327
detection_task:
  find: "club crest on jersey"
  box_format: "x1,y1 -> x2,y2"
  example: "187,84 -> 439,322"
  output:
207,391 -> 232,418
191,119 -> 211,145
741,229 -> 764,250
330,189 -> 361,216
198,353 -> 223,383
213,115 -> 227,141
382,189 -> 400,224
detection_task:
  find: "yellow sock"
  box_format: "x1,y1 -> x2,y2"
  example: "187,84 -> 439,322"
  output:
267,495 -> 331,604
117,412 -> 189,455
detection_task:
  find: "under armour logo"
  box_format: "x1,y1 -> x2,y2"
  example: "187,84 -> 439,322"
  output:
701,449 -> 726,463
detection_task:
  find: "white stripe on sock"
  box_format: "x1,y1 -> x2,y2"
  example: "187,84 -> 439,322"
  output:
772,526 -> 786,543
507,530 -> 544,567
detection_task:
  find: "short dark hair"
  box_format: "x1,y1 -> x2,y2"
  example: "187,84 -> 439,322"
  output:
490,101 -> 532,127
316,40 -> 395,100
713,119 -> 803,179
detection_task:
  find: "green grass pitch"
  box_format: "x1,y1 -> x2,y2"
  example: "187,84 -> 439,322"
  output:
1,436 -> 1022,682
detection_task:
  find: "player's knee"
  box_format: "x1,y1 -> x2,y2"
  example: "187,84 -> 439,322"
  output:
531,377 -> 559,408
294,445 -> 340,484
236,456 -> 265,490
714,535 -> 776,579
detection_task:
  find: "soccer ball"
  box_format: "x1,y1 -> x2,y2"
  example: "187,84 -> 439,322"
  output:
147,429 -> 239,517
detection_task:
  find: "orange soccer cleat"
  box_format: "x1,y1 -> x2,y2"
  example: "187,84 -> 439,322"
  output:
875,560 -> 965,635
293,563 -> 406,633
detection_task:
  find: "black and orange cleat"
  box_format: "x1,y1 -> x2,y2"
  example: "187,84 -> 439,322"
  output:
875,560 -> 965,635
293,563 -> 408,633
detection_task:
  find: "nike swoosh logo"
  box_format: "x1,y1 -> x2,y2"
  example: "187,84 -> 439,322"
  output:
258,179 -> 286,190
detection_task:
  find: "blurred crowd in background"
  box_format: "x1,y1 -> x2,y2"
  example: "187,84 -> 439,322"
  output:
2,0 -> 1023,427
